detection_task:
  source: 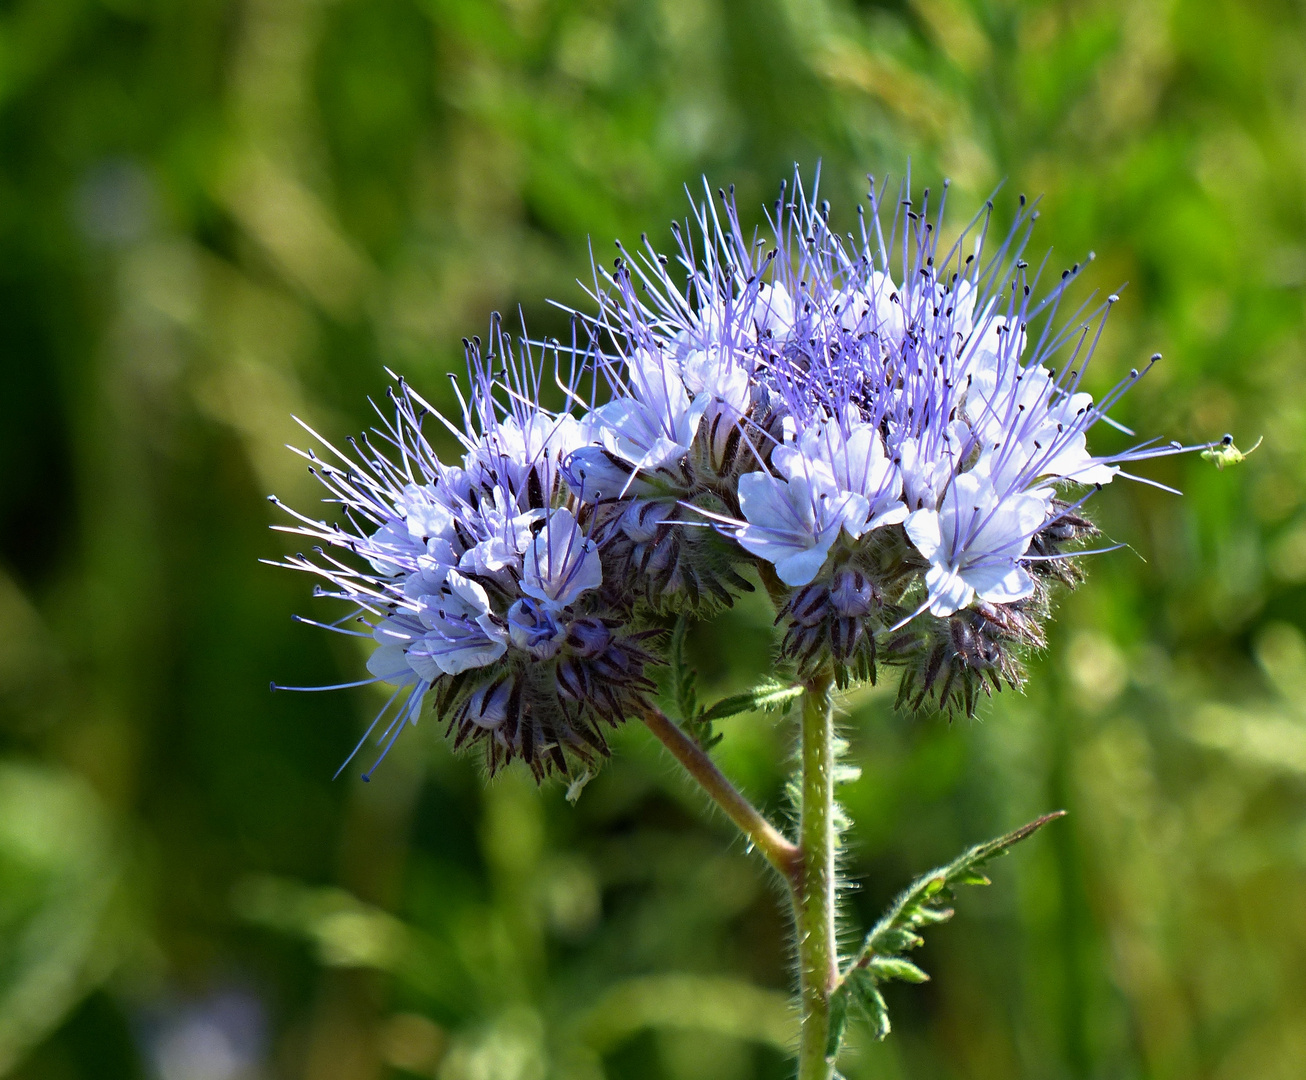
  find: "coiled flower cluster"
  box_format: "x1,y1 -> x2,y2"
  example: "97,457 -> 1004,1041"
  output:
272,172 -> 1188,778
271,326 -> 660,779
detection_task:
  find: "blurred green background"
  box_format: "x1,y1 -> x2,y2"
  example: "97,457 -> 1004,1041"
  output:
1,0 -> 1303,1077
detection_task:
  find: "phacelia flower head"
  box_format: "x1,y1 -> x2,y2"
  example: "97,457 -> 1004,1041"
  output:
272,169 -> 1199,783
560,170 -> 1193,699
270,320 -> 659,780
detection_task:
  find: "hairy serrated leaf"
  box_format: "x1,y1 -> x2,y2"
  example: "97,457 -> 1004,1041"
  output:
825,983 -> 851,1059
698,680 -> 804,722
942,811 -> 1067,875
870,997 -> 891,1040
909,905 -> 954,926
845,812 -> 1065,981
868,956 -> 930,983
846,969 -> 891,1040
869,927 -> 923,953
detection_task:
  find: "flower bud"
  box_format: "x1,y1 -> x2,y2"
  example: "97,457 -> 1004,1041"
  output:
464,677 -> 514,730
507,598 -> 565,660
829,568 -> 876,617
566,617 -> 612,659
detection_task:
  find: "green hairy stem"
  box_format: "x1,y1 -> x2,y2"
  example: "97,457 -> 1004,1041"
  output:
643,599 -> 1064,1080
642,654 -> 1059,1077
643,669 -> 841,1079
795,667 -> 838,1080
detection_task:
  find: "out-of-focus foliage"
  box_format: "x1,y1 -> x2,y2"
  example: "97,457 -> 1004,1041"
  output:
0,0 -> 1303,1077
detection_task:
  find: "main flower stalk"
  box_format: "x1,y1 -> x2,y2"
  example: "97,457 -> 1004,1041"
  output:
642,668 -> 840,1078
640,670 -> 840,1077
796,668 -> 839,1080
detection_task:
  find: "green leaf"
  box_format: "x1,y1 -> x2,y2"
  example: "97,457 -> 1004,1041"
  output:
945,810 -> 1067,871
868,956 -> 930,983
698,680 -> 804,721
906,904 -> 954,926
845,969 -> 891,1041
870,927 -> 923,953
823,811 -> 1066,1062
921,876 -> 947,898
670,615 -> 697,722
825,983 -> 851,1059
857,810 -> 1066,965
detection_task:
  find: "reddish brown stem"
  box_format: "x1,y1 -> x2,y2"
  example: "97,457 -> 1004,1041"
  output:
639,704 -> 800,880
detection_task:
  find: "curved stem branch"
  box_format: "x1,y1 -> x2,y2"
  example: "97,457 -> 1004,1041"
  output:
796,667 -> 838,1080
639,704 -> 801,879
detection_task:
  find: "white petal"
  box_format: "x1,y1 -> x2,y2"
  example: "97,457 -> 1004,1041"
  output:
965,561 -> 1035,606
1063,461 -> 1119,485
739,471 -> 814,530
521,508 -> 602,607
630,434 -> 692,473
904,508 -> 943,561
445,569 -> 493,615
565,445 -> 659,500
839,425 -> 891,495
736,472 -> 826,580
400,484 -> 455,542
419,630 -> 506,676
968,489 -> 1049,562
754,282 -> 795,340
364,519 -> 424,575
403,560 -> 451,600
825,491 -> 871,540
367,643 -> 417,684
459,536 -> 519,575
774,545 -> 834,587
403,640 -> 447,682
867,502 -> 909,530
924,563 -> 974,617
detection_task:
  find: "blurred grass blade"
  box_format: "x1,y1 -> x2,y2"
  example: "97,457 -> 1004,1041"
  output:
0,765 -> 135,1074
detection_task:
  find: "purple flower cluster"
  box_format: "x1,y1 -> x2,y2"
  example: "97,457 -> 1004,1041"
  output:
273,172 -> 1187,776
270,325 -> 659,779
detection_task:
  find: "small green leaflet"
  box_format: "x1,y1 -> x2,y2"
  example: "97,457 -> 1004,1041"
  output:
670,616 -> 698,723
698,680 -> 805,721
826,968 -> 889,1056
825,811 -> 1065,1060
1200,433 -> 1262,470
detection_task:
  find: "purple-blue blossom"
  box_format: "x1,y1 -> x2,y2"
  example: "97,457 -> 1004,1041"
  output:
561,170 -> 1194,698
269,331 -> 658,778
271,170 -> 1198,778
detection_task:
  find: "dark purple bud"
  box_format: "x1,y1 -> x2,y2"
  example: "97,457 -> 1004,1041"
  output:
507,598 -> 564,661
465,678 -> 513,730
829,568 -> 875,618
566,617 -> 612,659
555,658 -> 589,702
